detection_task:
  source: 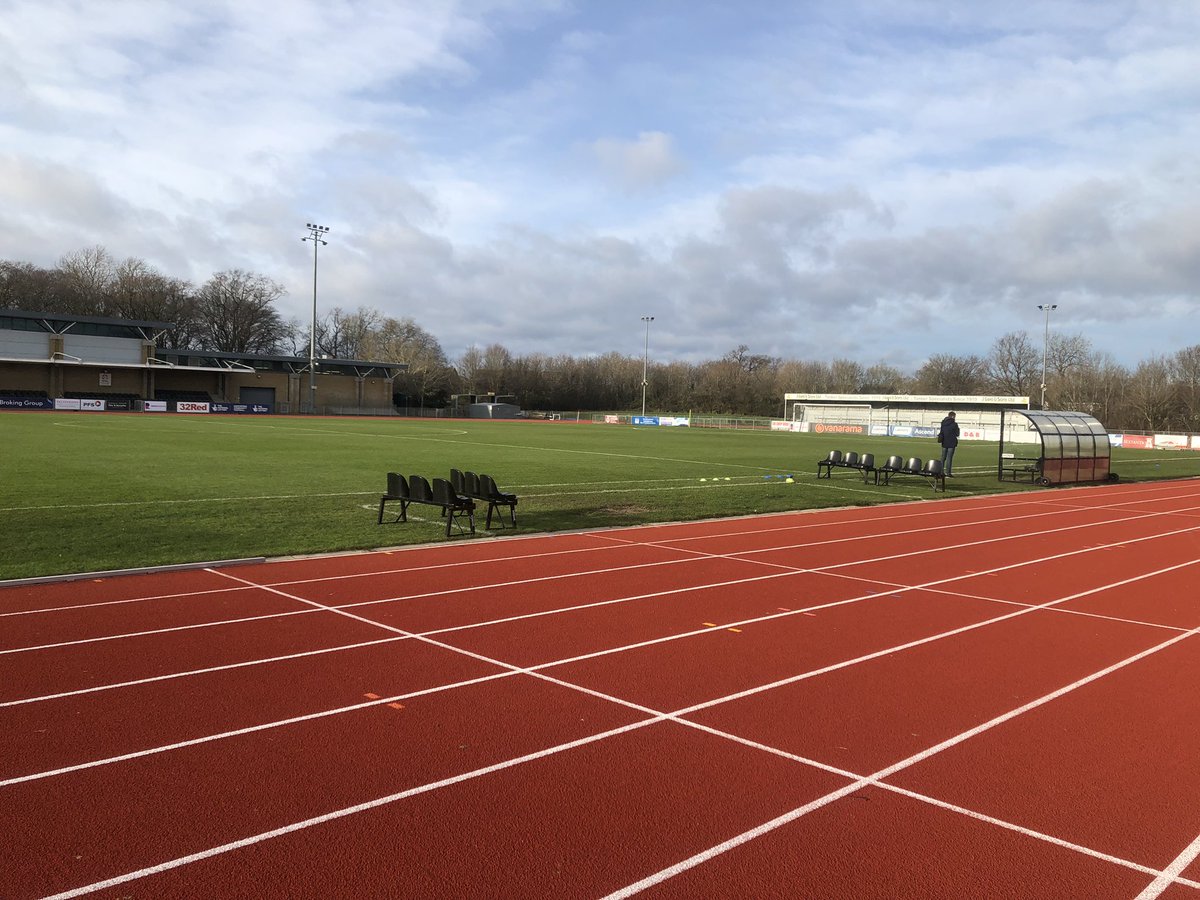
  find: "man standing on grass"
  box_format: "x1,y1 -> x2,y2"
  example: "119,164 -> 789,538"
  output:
937,411 -> 960,477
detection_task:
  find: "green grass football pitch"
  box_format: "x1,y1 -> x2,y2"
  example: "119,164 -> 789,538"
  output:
3,412 -> 1197,580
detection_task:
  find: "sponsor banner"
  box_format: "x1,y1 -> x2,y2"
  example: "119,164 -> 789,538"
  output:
604,414 -> 620,424
142,400 -> 168,412
80,398 -> 105,411
1109,434 -> 1124,447
960,428 -> 986,441
1155,433 -> 1189,450
658,416 -> 690,426
631,415 -> 659,426
105,398 -> 132,411
891,425 -> 939,438
1191,436 -> 1200,451
54,398 -> 82,411
0,397 -> 54,410
770,420 -> 793,431
1121,434 -> 1153,450
175,401 -> 211,414
813,423 -> 866,435
869,424 -> 889,436
212,402 -> 270,414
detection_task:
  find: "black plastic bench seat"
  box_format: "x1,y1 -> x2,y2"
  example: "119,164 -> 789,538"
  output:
379,473 -> 475,535
877,456 -> 945,491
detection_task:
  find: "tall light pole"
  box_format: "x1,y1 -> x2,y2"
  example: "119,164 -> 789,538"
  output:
1038,303 -> 1057,410
302,223 -> 329,414
640,315 -> 654,417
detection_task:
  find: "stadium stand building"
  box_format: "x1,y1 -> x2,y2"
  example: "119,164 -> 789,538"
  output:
0,309 -> 406,414
783,392 -> 1031,436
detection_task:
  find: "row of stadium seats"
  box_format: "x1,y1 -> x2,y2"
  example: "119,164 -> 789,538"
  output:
378,470 -> 519,535
817,449 -> 945,491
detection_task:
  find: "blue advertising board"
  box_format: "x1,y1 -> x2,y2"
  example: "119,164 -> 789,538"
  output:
0,397 -> 54,410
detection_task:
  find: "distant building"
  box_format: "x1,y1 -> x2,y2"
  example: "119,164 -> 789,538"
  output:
0,309 -> 406,413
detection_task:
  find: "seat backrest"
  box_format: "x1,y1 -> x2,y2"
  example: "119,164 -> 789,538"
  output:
884,455 -> 903,470
825,450 -> 843,464
480,473 -> 504,499
409,474 -> 434,503
386,472 -> 409,498
925,459 -> 944,476
432,477 -> 461,506
860,453 -> 874,468
843,451 -> 859,466
449,468 -> 465,494
464,471 -> 482,497
905,457 -> 922,473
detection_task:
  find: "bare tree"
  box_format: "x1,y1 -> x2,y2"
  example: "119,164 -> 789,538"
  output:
1125,357 -> 1175,432
987,331 -> 1039,397
109,257 -> 199,348
194,270 -> 286,353
56,246 -> 115,314
912,354 -> 987,395
1170,345 -> 1200,431
317,306 -> 382,360
0,260 -> 61,310
456,345 -> 486,392
860,363 -> 908,394
365,316 -> 452,408
825,358 -> 864,393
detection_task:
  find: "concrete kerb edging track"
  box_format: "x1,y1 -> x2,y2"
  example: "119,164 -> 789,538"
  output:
0,557 -> 267,588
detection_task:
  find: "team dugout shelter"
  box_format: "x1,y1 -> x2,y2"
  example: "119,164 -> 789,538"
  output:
997,408 -> 1114,486
0,309 -> 405,414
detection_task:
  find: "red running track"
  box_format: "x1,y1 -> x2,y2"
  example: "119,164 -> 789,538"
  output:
3,481 -> 1200,898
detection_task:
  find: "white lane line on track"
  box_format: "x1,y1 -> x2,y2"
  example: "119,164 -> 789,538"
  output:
1136,831 -> 1200,898
39,547 -> 1200,898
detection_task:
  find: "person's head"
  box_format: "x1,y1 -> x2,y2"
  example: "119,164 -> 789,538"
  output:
947,411 -> 956,418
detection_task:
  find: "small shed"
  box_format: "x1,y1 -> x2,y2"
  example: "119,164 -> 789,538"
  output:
467,402 -> 523,419
998,409 -> 1114,486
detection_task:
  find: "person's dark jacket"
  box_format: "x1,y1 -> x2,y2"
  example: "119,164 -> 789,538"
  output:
938,416 -> 960,448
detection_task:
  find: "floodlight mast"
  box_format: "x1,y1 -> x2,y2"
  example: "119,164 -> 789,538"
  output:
640,315 -> 654,417
302,223 -> 330,414
1038,303 -> 1057,410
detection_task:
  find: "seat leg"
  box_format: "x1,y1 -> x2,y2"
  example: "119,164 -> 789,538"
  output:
378,497 -> 387,524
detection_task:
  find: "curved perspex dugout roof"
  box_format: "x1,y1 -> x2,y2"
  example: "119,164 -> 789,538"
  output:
998,409 -> 1113,486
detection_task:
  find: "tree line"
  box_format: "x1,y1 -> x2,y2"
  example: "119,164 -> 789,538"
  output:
3,247 -> 1197,431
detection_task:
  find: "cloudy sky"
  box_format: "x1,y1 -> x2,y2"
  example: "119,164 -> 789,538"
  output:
2,1 -> 1198,371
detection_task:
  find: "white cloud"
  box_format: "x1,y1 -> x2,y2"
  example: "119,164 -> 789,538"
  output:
587,131 -> 685,190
